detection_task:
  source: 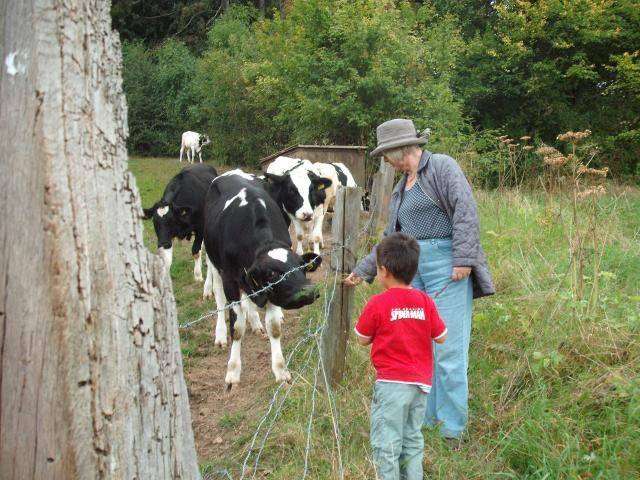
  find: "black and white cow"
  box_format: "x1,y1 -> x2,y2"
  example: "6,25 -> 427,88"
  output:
180,131 -> 211,163
312,161 -> 358,212
265,156 -> 332,255
310,162 -> 361,242
142,163 -> 218,281
202,169 -> 321,388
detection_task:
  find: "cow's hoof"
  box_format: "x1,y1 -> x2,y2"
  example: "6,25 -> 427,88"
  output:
214,336 -> 227,349
225,371 -> 240,387
194,273 -> 204,282
203,291 -> 213,300
275,369 -> 292,384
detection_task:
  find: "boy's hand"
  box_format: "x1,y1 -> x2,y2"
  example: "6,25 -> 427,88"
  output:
344,272 -> 363,286
451,267 -> 471,281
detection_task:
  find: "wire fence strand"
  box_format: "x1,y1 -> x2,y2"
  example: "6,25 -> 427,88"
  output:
196,190 -> 379,479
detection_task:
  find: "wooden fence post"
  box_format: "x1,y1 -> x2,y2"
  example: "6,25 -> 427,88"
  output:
369,158 -> 396,234
321,186 -> 362,387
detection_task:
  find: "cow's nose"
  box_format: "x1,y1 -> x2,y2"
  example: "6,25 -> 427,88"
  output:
301,284 -> 320,300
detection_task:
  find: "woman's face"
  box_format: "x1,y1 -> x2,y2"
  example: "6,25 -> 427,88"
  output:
383,154 -> 407,172
384,149 -> 417,173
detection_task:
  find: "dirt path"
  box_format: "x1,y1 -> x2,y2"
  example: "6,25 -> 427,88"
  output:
185,232 -> 332,464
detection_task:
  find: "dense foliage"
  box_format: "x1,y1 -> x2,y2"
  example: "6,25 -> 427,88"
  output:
118,0 -> 640,179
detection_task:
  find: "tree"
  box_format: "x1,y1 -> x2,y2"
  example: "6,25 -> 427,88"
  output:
0,1 -> 200,478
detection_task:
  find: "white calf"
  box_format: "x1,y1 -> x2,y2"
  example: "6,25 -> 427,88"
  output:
180,131 -> 211,163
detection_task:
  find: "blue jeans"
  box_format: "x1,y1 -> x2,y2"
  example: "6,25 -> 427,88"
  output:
370,382 -> 428,480
411,239 -> 473,439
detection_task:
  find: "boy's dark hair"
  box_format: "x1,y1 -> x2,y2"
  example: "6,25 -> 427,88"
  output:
376,232 -> 419,284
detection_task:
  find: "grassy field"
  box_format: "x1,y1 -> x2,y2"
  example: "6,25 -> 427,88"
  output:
130,157 -> 640,479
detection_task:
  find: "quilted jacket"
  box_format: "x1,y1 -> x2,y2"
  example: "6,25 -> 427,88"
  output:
353,150 -> 495,299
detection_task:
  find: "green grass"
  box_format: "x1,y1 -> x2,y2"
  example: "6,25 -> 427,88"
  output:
129,157 -> 218,366
129,157 -> 640,479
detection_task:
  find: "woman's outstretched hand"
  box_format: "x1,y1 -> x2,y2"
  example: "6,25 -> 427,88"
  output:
344,272 -> 363,286
451,267 -> 472,281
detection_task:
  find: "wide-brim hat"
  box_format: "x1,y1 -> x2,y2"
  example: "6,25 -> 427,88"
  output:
370,118 -> 428,157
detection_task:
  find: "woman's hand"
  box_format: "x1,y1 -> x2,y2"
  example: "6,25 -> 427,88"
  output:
451,267 -> 471,282
344,272 -> 363,286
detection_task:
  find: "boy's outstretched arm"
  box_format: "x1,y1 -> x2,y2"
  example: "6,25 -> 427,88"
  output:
355,333 -> 372,346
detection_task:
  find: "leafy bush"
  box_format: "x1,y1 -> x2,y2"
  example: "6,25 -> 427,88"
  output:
123,1 -> 471,167
120,0 -> 640,179
123,39 -> 197,157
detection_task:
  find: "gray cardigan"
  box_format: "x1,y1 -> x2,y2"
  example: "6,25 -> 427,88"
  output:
353,150 -> 495,299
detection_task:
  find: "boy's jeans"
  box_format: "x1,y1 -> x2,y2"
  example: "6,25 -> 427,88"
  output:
412,238 -> 473,439
370,382 -> 427,480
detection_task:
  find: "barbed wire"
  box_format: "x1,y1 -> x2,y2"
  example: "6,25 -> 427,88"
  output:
197,192 -> 378,479
180,193 -> 378,330
302,359 -> 320,479
237,235 -> 348,479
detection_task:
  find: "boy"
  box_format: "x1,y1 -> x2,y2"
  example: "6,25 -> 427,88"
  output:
354,232 -> 447,480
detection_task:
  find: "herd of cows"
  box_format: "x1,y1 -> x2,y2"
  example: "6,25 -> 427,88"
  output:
142,141 -> 360,389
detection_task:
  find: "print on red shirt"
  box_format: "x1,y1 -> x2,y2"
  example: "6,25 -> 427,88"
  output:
355,287 -> 446,390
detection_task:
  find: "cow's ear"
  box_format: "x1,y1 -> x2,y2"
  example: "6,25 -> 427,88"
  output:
263,172 -> 286,184
142,206 -> 155,220
301,252 -> 322,272
174,205 -> 194,220
309,172 -> 332,190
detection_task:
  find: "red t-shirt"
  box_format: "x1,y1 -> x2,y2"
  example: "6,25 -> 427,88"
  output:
355,287 -> 447,391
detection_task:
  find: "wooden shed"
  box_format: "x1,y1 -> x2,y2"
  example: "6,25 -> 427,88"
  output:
259,145 -> 369,187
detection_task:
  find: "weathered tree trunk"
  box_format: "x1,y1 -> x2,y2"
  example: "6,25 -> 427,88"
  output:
222,0 -> 230,12
259,0 -> 266,17
0,1 -> 200,479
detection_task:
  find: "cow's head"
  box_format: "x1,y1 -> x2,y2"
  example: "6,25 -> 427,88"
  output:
242,246 -> 322,309
142,201 -> 194,267
198,134 -> 211,148
264,171 -> 331,222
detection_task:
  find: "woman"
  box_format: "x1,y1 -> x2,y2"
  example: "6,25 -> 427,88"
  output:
345,119 -> 494,446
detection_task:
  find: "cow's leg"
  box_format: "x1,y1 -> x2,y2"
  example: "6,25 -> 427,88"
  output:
240,292 -> 266,337
190,146 -> 196,164
223,280 -> 244,387
292,219 -> 305,255
210,261 -> 228,348
193,251 -> 203,282
203,255 -> 227,348
265,302 -> 291,383
311,206 -> 324,254
179,145 -> 184,162
159,245 -> 173,268
203,253 -> 214,300
198,149 -> 203,163
192,234 -> 204,282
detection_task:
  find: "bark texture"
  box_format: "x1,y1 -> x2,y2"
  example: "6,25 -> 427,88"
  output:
0,1 -> 200,478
